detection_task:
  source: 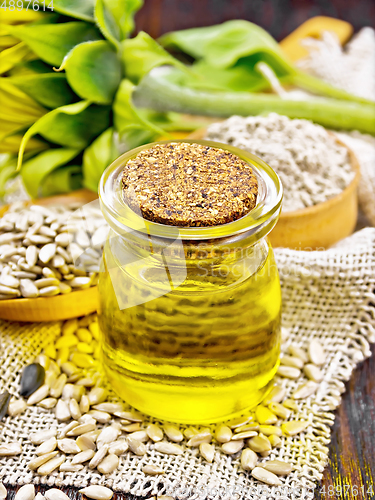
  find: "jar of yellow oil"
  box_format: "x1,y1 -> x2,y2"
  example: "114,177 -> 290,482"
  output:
98,140 -> 283,424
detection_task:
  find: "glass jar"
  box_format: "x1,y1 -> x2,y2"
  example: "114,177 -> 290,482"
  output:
98,140 -> 283,424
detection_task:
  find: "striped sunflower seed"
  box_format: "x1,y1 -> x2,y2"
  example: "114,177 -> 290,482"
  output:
0,442 -> 22,456
255,406 -> 278,425
221,440 -> 244,454
247,434 -> 271,453
263,460 -> 293,476
147,424 -> 164,442
14,484 -> 35,500
304,363 -> 323,383
282,420 -> 309,436
35,436 -> 57,456
79,486 -> 114,500
97,453 -> 119,474
89,444 -> 109,469
163,424 -> 183,442
57,438 -> 81,454
30,429 -> 57,445
308,339 -> 326,366
37,455 -> 65,475
0,391 -> 11,421
28,451 -> 59,471
71,449 -> 95,464
154,442 -> 182,455
44,489 -> 70,500
240,448 -> 258,471
127,437 -> 147,456
199,442 -> 215,463
277,366 -> 301,379
292,381 -> 319,400
215,425 -> 232,443
251,466 -> 282,486
142,464 -> 165,475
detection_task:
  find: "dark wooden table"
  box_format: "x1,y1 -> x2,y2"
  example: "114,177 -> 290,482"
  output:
4,342 -> 374,500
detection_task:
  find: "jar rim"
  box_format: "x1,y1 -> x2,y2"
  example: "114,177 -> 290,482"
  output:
99,139 -> 283,241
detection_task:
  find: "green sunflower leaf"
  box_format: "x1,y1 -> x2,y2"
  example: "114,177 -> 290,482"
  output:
52,0 -> 96,22
41,165 -> 83,197
94,0 -> 143,47
58,40 -> 122,104
7,22 -> 102,66
20,147 -> 81,198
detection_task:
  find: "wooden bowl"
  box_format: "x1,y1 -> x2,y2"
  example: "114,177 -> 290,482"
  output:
188,129 -> 360,250
0,189 -> 100,322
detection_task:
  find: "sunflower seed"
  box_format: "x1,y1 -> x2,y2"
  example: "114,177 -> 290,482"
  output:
30,429 -> 57,445
14,484 -> 35,500
258,425 -> 282,437
263,460 -> 293,475
35,493 -> 45,500
57,438 -> 81,454
88,410 -> 111,424
0,284 -> 20,296
35,436 -> 57,456
146,424 -> 164,442
287,345 -> 308,363
97,425 -> 121,448
127,437 -> 147,456
62,383 -> 84,402
304,364 -> 324,383
227,416 -> 251,429
215,425 -> 232,443
0,274 -> 20,288
251,467 -> 282,486
76,434 -> 96,451
97,454 -> 119,474
87,387 -> 107,405
0,482 -> 6,500
44,489 -> 70,500
121,422 -> 141,432
231,431 -> 258,440
241,448 -> 258,471
92,403 -> 123,414
57,421 -> 79,439
308,339 -> 326,366
38,398 -> 58,410
37,455 -> 65,475
269,434 -> 282,448
255,406 -> 278,425
79,486 -> 114,500
69,398 -> 82,420
60,362 -> 79,377
80,395 -> 90,414
282,399 -> 299,411
277,366 -> 301,379
142,464 -> 165,475
59,462 -> 84,472
280,355 -> 304,370
247,434 -> 271,453
187,431 -> 212,447
234,424 -> 260,433
71,449 -> 95,464
221,440 -> 244,454
89,444 -> 109,469
29,235 -> 52,245
199,442 -> 215,463
28,451 -> 59,471
127,430 -> 148,443
7,398 -> 27,417
67,422 -> 96,437
292,381 -> 319,400
34,278 -> 60,289
163,424 -> 183,442
0,442 -> 22,456
55,399 -> 70,421
282,420 -> 309,436
39,286 -> 60,297
108,439 -> 129,456
76,377 -> 95,387
268,402 -> 291,420
20,363 -> 45,398
260,450 -> 271,457
27,384 -> 49,405
154,441 -> 182,455
49,374 -> 67,398
0,391 -> 11,421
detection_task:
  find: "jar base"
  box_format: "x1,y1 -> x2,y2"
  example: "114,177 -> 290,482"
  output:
103,355 -> 280,424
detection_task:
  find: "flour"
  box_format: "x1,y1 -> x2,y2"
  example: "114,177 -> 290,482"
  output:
205,113 -> 355,212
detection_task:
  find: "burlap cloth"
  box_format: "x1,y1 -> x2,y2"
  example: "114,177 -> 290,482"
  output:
1,228 -> 374,499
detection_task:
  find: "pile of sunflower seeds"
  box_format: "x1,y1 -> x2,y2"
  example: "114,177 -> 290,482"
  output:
0,315 -> 328,488
205,113 -> 355,212
0,202 -> 108,299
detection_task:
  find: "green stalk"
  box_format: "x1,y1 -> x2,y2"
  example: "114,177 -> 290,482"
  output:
134,68 -> 375,135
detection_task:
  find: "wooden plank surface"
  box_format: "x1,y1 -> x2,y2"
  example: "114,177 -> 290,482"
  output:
4,342 -> 374,500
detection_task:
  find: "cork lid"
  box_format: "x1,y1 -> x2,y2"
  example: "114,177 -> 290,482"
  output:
121,142 -> 258,227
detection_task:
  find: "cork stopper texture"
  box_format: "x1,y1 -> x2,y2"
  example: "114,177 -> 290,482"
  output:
121,142 -> 258,227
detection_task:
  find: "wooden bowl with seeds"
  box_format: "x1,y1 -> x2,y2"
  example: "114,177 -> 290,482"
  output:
188,129 -> 360,250
0,189 -> 100,322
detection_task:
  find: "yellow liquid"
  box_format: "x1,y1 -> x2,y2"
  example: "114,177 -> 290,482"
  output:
98,240 -> 281,423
